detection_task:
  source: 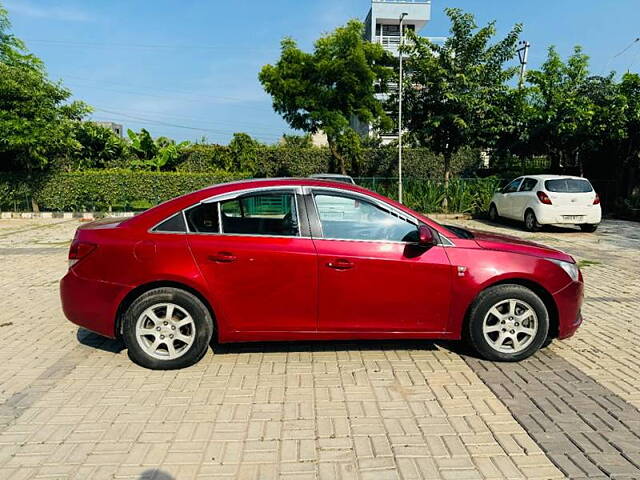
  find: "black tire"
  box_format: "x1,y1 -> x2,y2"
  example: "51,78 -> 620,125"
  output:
580,224 -> 598,233
524,209 -> 540,232
123,287 -> 214,370
488,203 -> 499,222
464,284 -> 549,362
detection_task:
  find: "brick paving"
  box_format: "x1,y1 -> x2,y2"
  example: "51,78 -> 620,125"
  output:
0,217 -> 637,479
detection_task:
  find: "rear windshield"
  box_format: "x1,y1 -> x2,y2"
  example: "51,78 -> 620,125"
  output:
545,179 -> 593,193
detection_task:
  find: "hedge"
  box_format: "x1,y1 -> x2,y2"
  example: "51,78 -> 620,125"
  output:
0,169 -> 500,214
0,170 -> 248,212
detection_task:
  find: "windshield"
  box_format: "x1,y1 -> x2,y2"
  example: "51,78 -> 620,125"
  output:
545,178 -> 593,193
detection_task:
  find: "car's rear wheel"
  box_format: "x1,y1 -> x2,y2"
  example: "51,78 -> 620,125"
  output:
123,287 -> 213,370
524,209 -> 540,232
488,203 -> 499,222
464,284 -> 549,362
580,224 -> 598,233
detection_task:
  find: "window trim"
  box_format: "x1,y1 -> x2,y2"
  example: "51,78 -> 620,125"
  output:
178,187 -> 308,239
502,177 -> 523,194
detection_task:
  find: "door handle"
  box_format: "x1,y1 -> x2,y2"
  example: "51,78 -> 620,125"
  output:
208,252 -> 237,263
327,259 -> 354,270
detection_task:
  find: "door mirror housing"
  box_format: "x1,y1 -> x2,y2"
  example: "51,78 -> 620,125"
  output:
418,225 -> 436,247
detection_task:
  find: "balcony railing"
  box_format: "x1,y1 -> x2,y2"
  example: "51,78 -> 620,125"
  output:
374,0 -> 430,4
375,35 -> 414,48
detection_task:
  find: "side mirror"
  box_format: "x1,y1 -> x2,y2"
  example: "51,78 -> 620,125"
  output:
418,225 -> 436,247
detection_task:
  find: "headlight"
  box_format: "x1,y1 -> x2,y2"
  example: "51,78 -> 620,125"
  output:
549,259 -> 580,282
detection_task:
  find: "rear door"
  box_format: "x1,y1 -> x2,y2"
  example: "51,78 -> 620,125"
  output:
496,178 -> 523,219
187,188 -> 318,333
511,177 -> 538,220
308,189 -> 452,333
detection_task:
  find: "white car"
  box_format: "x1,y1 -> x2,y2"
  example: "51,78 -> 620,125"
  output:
489,175 -> 602,232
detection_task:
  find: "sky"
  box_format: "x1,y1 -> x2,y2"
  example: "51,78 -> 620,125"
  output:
4,0 -> 640,145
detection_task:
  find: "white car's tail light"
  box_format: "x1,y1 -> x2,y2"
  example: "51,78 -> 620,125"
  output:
68,241 -> 96,269
536,191 -> 552,205
593,193 -> 600,205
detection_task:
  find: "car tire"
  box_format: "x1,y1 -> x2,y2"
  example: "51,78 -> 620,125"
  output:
524,209 -> 540,232
580,224 -> 598,233
123,287 -> 214,370
464,284 -> 549,362
488,203 -> 499,222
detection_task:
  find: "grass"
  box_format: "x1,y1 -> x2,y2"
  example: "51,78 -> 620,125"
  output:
577,259 -> 601,268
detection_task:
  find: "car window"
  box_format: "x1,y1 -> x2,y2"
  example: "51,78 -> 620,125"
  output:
545,179 -> 593,193
154,212 -> 187,233
220,193 -> 299,237
185,203 -> 219,233
314,193 -> 418,242
519,178 -> 538,192
502,178 -> 522,193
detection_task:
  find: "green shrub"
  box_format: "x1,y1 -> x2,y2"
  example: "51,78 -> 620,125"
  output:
0,170 -> 247,212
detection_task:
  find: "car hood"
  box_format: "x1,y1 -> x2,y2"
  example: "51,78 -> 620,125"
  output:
470,229 -> 574,263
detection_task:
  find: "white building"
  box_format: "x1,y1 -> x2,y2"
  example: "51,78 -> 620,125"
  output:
353,0 -> 432,144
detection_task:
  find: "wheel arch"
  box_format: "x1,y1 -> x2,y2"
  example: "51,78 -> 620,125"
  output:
115,280 -> 217,339
464,277 -> 559,339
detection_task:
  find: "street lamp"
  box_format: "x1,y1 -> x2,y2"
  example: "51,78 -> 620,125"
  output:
398,12 -> 408,204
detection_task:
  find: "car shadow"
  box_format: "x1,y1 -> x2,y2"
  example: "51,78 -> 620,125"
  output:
471,217 -> 581,234
77,328 -> 125,354
210,338 -> 440,355
138,470 -> 175,480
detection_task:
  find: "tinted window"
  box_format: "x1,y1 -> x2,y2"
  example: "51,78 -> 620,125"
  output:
502,178 -> 522,193
185,203 -> 219,233
545,179 -> 593,193
154,213 -> 187,233
519,178 -> 538,192
314,194 -> 417,242
220,193 -> 299,237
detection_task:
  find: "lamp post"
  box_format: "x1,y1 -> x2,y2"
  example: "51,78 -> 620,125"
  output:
398,12 -> 408,204
517,40 -> 530,88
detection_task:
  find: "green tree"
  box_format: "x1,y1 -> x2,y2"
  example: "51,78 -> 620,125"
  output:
259,20 -> 393,174
402,8 -> 522,208
526,46 -> 594,172
127,128 -> 189,172
281,133 -> 313,149
70,122 -> 128,170
0,3 -> 90,172
229,132 -> 261,173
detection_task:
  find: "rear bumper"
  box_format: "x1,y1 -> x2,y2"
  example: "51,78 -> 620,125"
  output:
60,269 -> 130,338
553,280 -> 584,339
534,205 -> 601,225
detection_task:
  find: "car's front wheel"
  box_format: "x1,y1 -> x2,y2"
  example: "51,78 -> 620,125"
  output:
123,287 -> 214,370
464,284 -> 549,362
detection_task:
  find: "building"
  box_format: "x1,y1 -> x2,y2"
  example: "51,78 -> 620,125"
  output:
95,121 -> 124,138
352,0 -> 432,143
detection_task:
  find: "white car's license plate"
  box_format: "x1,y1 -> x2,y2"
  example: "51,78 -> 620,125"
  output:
563,215 -> 584,221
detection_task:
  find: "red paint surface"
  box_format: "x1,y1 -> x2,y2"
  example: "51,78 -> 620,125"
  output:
60,179 -> 584,344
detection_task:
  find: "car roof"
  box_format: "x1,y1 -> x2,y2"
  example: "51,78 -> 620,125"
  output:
309,174 -> 353,179
518,175 -> 591,181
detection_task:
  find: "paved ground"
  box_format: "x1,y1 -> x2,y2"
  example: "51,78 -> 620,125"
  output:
0,217 -> 638,479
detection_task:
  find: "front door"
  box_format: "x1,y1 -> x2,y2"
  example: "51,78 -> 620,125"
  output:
187,190 -> 317,333
496,178 -> 523,219
309,191 -> 452,333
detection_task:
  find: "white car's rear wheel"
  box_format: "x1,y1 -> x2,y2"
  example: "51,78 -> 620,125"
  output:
524,210 -> 539,232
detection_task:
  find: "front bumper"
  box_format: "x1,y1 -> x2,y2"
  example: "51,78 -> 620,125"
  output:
553,280 -> 584,339
60,269 -> 130,338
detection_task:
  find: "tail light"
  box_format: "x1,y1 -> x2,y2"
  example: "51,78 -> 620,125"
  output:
536,191 -> 552,205
68,240 -> 96,268
593,193 -> 600,205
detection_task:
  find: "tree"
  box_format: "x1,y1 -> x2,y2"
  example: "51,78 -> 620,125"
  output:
281,134 -> 313,149
0,3 -> 90,171
402,8 -> 522,208
526,46 -> 594,173
259,20 -> 393,174
127,128 -> 189,172
70,122 -> 128,170
229,132 -> 261,174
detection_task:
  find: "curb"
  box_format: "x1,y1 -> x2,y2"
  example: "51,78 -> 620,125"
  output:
0,212 -> 137,220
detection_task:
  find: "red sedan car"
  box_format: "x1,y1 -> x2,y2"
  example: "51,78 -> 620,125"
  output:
60,178 -> 584,370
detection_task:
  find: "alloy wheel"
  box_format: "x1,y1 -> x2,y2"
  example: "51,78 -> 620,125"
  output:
482,298 -> 538,354
135,303 -> 196,360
